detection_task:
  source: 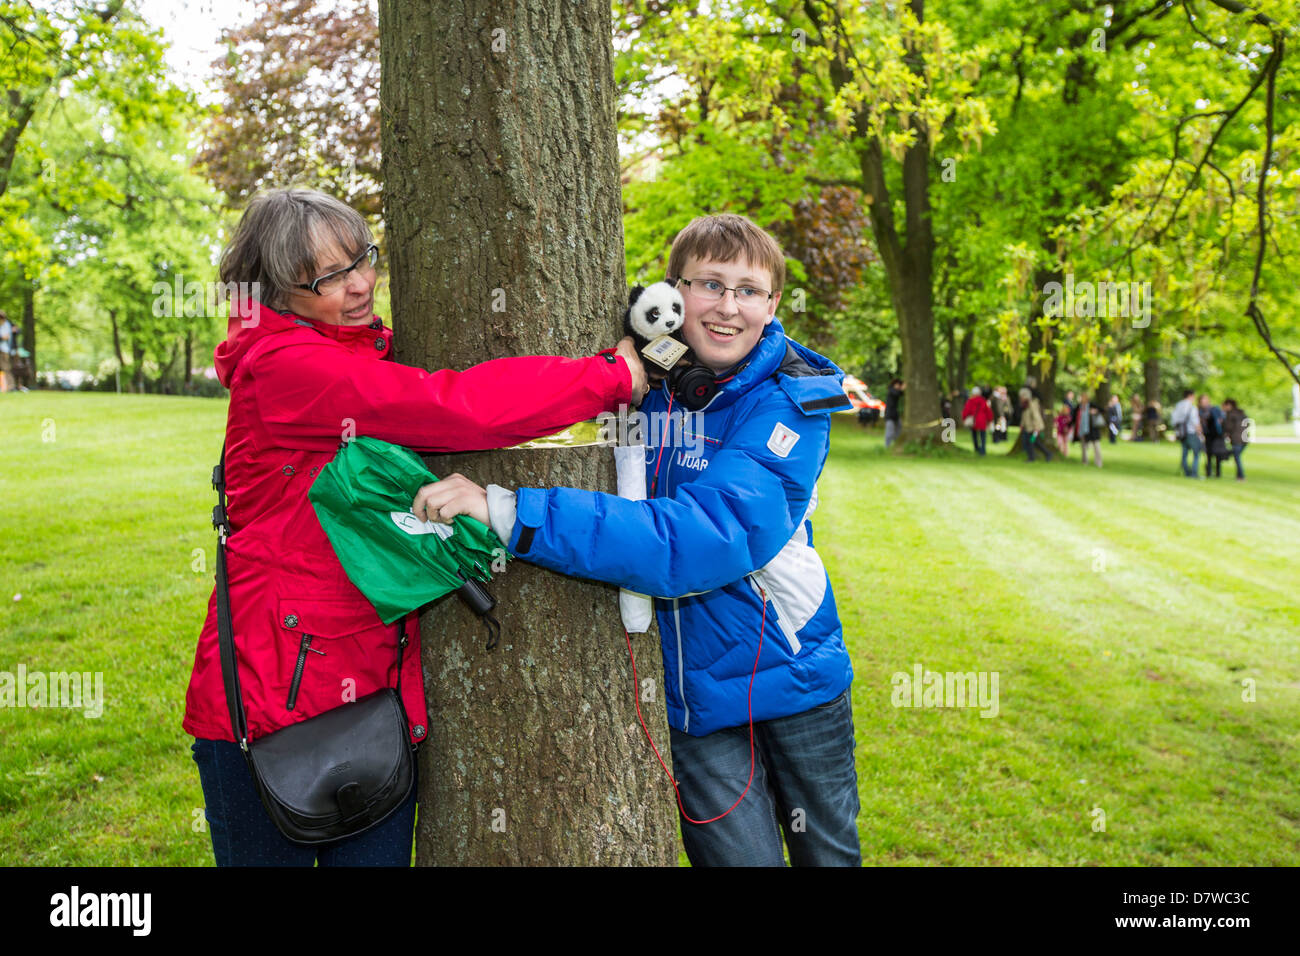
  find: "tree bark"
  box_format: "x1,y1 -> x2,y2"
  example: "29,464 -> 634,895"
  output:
381,0 -> 676,866
859,136 -> 943,445
1142,319 -> 1162,440
21,282 -> 35,386
1028,264 -> 1060,413
131,340 -> 145,393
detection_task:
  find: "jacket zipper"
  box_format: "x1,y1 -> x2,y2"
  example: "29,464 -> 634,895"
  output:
286,633 -> 326,711
754,573 -> 802,655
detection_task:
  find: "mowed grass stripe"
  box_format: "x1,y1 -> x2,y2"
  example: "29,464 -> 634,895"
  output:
818,418 -> 1299,865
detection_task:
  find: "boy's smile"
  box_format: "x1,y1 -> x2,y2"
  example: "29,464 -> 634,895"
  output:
674,255 -> 780,374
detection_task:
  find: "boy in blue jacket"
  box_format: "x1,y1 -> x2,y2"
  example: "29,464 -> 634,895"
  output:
418,214 -> 860,866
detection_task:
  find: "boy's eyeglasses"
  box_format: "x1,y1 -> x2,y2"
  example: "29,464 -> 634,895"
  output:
677,276 -> 773,311
296,244 -> 379,296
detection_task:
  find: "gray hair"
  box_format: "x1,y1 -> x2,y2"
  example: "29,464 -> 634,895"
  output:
969,386 -> 982,397
219,188 -> 372,312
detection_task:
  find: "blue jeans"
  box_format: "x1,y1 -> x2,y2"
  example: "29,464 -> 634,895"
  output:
668,688 -> 861,867
970,428 -> 986,456
1024,430 -> 1051,461
1181,435 -> 1203,476
191,737 -> 417,866
1231,443 -> 1246,478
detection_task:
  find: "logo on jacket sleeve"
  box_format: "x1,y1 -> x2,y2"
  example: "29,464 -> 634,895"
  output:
766,422 -> 801,458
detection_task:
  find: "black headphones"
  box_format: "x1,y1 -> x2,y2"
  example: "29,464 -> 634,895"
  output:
666,362 -> 719,411
660,275 -> 725,411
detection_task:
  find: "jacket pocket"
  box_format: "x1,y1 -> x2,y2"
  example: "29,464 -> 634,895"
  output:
747,575 -> 801,656
748,534 -> 829,657
277,597 -> 395,714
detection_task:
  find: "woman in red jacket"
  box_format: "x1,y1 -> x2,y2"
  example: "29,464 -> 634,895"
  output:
961,386 -> 994,456
184,188 -> 646,866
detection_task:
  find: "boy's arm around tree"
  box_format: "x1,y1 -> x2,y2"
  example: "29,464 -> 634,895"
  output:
495,394 -> 831,600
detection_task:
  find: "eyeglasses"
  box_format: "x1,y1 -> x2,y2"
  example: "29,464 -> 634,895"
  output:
676,276 -> 773,311
296,244 -> 379,296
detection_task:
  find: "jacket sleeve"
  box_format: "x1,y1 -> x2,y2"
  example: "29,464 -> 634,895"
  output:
248,340 -> 631,453
505,398 -> 830,598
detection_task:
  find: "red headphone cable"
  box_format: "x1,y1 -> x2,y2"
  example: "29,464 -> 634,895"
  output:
623,588 -> 766,825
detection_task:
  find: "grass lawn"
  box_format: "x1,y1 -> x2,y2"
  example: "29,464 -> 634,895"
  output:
1,391 -> 1297,865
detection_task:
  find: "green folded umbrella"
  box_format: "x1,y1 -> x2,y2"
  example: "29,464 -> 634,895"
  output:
308,436 -> 508,625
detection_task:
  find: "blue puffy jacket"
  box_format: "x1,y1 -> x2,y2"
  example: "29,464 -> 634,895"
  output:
504,319 -> 854,736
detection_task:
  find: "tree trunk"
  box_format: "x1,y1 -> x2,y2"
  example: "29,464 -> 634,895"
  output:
109,308 -> 125,393
1142,322 -> 1160,406
1142,319 -> 1161,440
21,283 -> 35,386
1028,264 -> 1060,413
1094,378 -> 1111,410
810,0 -> 943,447
381,0 -> 676,866
860,135 -> 942,445
131,341 -> 145,393
184,329 -> 193,388
943,322 -> 955,396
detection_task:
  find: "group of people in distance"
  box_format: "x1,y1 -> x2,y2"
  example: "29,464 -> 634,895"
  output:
883,380 -> 1249,480
1169,389 -> 1249,480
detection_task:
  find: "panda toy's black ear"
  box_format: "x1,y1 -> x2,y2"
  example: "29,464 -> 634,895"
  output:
628,285 -> 646,307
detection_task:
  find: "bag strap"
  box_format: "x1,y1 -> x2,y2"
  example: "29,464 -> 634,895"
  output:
212,442 -> 251,755
212,442 -> 409,755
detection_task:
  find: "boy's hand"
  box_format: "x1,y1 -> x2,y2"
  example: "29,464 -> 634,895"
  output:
412,474 -> 489,526
614,336 -> 649,405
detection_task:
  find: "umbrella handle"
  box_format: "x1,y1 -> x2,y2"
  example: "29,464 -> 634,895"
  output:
455,571 -> 500,651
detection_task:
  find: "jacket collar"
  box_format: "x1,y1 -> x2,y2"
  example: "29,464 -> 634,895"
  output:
660,318 -> 790,413
215,299 -> 391,386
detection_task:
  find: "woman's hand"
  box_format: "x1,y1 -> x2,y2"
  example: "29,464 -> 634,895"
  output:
412,474 -> 489,526
614,336 -> 649,405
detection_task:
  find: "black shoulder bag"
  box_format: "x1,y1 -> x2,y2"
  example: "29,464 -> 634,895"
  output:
212,446 -> 416,845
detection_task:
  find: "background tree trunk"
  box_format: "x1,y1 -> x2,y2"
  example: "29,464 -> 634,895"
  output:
1142,320 -> 1162,440
22,283 -> 35,387
381,0 -> 676,866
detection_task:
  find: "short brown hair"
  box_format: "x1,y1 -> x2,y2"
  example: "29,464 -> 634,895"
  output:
219,188 -> 372,312
666,214 -> 786,293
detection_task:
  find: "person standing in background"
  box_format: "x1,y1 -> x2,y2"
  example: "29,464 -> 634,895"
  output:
1170,389 -> 1203,478
0,310 -> 13,393
1072,391 -> 1103,468
962,386 -> 994,456
1200,394 -> 1227,479
1019,387 -> 1053,462
1054,403 -> 1073,458
1106,395 -> 1122,443
884,378 -> 904,448
1129,394 -> 1143,440
991,385 -> 1010,443
1222,398 -> 1248,481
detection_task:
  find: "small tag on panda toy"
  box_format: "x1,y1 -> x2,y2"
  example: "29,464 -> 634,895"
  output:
641,334 -> 689,371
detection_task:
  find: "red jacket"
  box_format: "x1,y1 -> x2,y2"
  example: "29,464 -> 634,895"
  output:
183,300 -> 632,745
961,394 -> 994,430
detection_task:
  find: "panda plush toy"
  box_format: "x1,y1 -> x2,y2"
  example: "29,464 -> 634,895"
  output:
622,281 -> 718,410
624,281 -> 689,372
